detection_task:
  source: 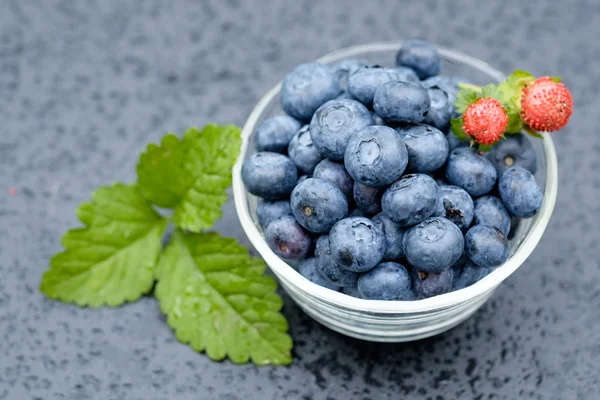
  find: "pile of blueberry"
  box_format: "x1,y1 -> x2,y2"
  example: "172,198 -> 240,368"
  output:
242,40 -> 544,301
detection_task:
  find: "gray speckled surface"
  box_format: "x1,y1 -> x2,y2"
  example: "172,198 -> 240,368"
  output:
1,0 -> 599,399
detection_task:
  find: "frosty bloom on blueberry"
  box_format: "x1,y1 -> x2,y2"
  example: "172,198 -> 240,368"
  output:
239,39 -> 572,301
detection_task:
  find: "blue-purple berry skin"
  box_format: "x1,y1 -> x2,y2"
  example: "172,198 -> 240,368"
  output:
265,216 -> 312,260
473,196 -> 511,236
255,115 -> 302,153
281,62 -> 340,121
486,133 -> 537,175
313,159 -> 354,198
256,200 -> 293,230
395,39 -> 442,79
412,267 -> 454,299
315,235 -> 359,288
373,81 -> 431,124
432,185 -> 474,231
396,124 -> 449,173
382,174 -> 439,226
446,147 -> 497,197
452,259 -> 492,290
357,262 -> 413,300
291,178 -> 348,233
287,125 -> 323,174
372,212 -> 405,261
464,225 -> 510,268
242,152 -> 298,200
329,217 -> 387,273
298,258 -> 340,291
498,167 -> 543,218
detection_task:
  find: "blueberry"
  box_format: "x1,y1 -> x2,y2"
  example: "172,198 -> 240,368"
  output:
297,174 -> 309,185
498,167 -> 543,218
349,208 -> 366,218
445,130 -> 469,152
329,217 -> 386,272
372,212 -> 405,260
403,217 -> 465,272
371,111 -> 386,126
412,268 -> 454,299
486,133 -> 537,175
291,178 -> 348,233
424,88 -> 452,131
353,182 -> 384,215
298,258 -> 340,291
281,62 -> 340,121
382,174 -> 439,226
357,262 -> 412,300
432,185 -> 474,231
396,124 -> 449,173
309,99 -> 374,160
344,126 -> 409,187
452,259 -> 492,290
446,147 -> 497,197
373,81 -> 431,124
348,66 -> 403,107
256,200 -> 293,230
313,159 -> 354,198
395,66 -> 421,83
473,196 -> 511,236
465,225 -> 509,268
336,90 -> 355,100
287,125 -> 323,174
341,285 -> 363,298
315,235 -> 359,287
265,216 -> 312,260
332,58 -> 369,89
254,115 -> 302,153
242,152 -> 298,200
395,39 -> 442,79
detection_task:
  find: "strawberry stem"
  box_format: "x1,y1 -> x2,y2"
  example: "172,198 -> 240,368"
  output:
458,83 -> 482,93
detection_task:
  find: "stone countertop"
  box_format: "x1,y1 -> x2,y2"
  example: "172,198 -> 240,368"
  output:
1,1 -> 599,399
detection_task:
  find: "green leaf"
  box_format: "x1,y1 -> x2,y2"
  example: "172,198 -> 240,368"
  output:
508,70 -> 535,86
524,126 -> 544,139
477,143 -> 494,153
40,184 -> 168,308
450,117 -> 468,140
505,100 -> 524,134
137,124 -> 242,232
155,231 -> 293,365
550,76 -> 562,83
481,84 -> 503,101
454,89 -> 479,114
457,82 -> 482,93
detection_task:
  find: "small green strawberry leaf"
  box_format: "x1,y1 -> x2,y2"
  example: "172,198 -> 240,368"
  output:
477,143 -> 494,153
550,76 -> 562,83
450,117 -> 468,140
457,83 -> 482,93
524,126 -> 544,139
481,84 -> 503,101
505,100 -> 524,134
454,89 -> 479,114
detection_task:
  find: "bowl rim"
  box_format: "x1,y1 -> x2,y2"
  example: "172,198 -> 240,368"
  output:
232,41 -> 558,314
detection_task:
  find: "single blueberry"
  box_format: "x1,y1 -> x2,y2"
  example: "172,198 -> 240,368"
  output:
341,285 -> 362,298
313,159 -> 354,198
287,125 -> 323,174
395,66 -> 420,83
332,58 -> 369,89
403,217 -> 465,272
396,124 -> 449,173
281,62 -> 340,121
297,174 -> 309,185
464,225 -> 510,268
412,268 -> 454,299
395,39 -> 442,79
446,147 -> 497,197
445,130 -> 470,152
373,81 -> 431,123
348,66 -> 403,107
382,174 -> 439,226
254,115 -> 301,153
424,88 -> 452,131
336,90 -> 355,100
486,133 -> 537,175
372,212 -> 405,260
357,262 -> 413,300
452,259 -> 492,291
353,182 -> 384,216
298,258 -> 340,291
432,185 -> 474,231
256,200 -> 293,230
498,167 -> 543,218
473,195 -> 511,236
309,99 -> 374,160
315,235 -> 359,287
265,216 -> 312,260
242,152 -> 298,200
329,217 -> 386,272
371,111 -> 386,126
291,178 -> 348,233
344,126 -> 409,187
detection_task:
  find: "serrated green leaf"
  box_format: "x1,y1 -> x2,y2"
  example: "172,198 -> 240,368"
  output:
136,124 -> 242,232
41,184 -> 168,308
550,76 -> 562,83
450,117 -> 468,140
454,89 -> 479,114
481,84 -> 503,101
155,231 -> 292,365
508,70 -> 535,85
524,126 -> 544,139
505,100 -> 524,134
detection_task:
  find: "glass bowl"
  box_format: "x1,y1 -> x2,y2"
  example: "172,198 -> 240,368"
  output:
232,41 -> 558,342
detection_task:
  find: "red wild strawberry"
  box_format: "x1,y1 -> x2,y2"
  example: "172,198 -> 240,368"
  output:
521,77 -> 573,132
462,98 -> 509,145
